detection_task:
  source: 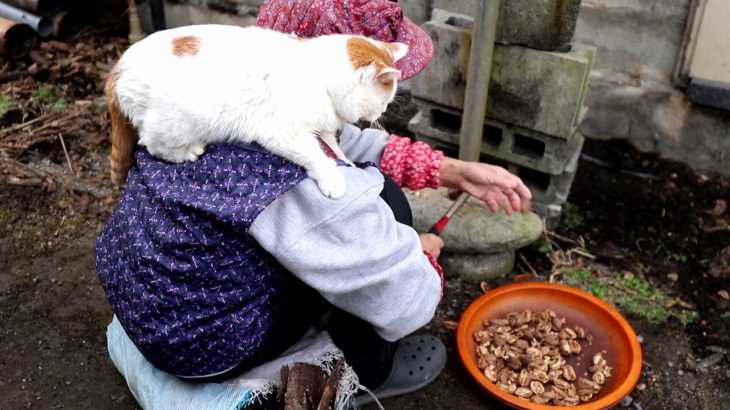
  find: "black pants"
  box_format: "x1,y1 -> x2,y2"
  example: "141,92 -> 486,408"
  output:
181,175 -> 411,388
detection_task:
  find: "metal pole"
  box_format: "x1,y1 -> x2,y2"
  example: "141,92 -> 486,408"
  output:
149,0 -> 166,32
0,1 -> 51,36
458,0 -> 501,162
2,0 -> 61,15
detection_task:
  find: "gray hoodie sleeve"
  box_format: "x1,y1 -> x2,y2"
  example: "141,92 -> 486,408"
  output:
338,124 -> 391,164
249,165 -> 441,342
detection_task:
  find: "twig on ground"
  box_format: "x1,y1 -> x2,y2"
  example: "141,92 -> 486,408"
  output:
22,112 -> 82,136
0,65 -> 41,84
53,215 -> 67,237
519,253 -> 539,277
57,133 -> 76,176
567,248 -> 596,260
0,158 -> 112,198
0,112 -> 56,136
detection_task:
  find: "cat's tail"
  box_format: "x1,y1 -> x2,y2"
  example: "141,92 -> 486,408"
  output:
105,64 -> 138,186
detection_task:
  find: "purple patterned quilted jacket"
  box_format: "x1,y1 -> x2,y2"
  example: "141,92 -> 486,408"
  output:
96,143 -> 308,376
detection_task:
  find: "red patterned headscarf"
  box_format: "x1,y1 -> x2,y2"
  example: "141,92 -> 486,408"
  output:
256,0 -> 434,80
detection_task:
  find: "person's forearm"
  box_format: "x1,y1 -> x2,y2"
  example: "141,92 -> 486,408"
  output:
438,156 -> 467,190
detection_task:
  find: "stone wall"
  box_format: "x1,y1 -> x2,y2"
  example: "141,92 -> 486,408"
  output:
432,0 -> 730,175
573,0 -> 730,176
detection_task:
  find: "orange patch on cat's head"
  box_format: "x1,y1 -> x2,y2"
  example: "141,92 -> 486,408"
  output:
347,37 -> 401,90
172,35 -> 201,57
347,37 -> 395,69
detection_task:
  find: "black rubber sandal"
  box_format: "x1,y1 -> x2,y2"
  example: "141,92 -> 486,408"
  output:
351,334 -> 447,408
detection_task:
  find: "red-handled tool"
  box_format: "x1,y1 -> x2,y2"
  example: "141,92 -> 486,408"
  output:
427,192 -> 470,235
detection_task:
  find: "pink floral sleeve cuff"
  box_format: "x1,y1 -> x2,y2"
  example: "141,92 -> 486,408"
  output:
424,251 -> 446,301
380,135 -> 444,190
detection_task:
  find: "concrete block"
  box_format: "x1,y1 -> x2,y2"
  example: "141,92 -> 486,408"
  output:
507,134 -> 584,206
138,0 -> 258,32
441,251 -> 515,282
408,100 -> 586,175
531,202 -> 562,231
573,0 -> 689,75
399,0 -> 433,26
406,188 -> 544,254
413,129 -> 583,207
412,13 -> 596,139
431,0 -> 582,51
580,69 -> 730,177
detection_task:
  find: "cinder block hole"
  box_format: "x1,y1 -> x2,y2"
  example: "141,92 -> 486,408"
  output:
429,109 -> 504,148
512,134 -> 546,160
445,16 -> 472,29
430,143 -> 459,159
430,109 -> 462,133
484,124 -> 503,148
427,141 -> 510,168
517,167 -> 551,194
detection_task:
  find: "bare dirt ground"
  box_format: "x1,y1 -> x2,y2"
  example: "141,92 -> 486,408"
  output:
1,27 -> 729,410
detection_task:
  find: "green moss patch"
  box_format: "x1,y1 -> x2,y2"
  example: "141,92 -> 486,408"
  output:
562,269 -> 698,325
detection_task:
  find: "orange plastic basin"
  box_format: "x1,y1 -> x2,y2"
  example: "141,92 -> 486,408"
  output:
456,282 -> 642,410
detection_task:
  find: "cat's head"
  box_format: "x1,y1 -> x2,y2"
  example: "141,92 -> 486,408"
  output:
337,37 -> 409,123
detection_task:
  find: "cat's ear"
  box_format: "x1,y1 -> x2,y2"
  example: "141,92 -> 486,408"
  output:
386,42 -> 409,62
376,67 -> 402,84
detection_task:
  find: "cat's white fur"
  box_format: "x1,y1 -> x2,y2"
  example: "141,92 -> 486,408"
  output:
110,25 -> 407,198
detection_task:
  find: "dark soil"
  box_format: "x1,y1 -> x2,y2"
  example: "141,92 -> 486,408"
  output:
2,26 -> 729,410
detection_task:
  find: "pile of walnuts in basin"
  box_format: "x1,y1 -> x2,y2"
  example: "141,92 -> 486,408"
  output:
474,310 -> 612,406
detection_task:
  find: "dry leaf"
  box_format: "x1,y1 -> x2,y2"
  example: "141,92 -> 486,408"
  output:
718,290 -> 730,301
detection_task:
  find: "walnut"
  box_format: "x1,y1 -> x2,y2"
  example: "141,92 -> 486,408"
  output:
498,382 -> 517,394
514,387 -> 533,398
531,369 -> 550,384
518,369 -> 530,387
569,340 -> 582,354
554,378 -> 572,390
579,394 -> 594,402
473,310 -> 610,407
592,371 -> 606,385
474,330 -> 491,344
577,377 -> 600,391
549,356 -> 566,370
517,310 -> 532,325
593,353 -> 606,367
544,332 -> 560,346
507,356 -> 522,371
560,340 -> 573,355
498,368 -> 512,385
561,327 -> 578,340
525,347 -> 543,361
563,364 -> 577,381
514,339 -> 530,350
484,368 -> 498,382
530,381 -> 545,395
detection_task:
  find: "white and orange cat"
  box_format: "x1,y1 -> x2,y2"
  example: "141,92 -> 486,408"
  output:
106,25 -> 407,198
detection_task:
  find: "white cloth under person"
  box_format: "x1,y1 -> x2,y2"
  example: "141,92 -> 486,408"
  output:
107,316 -> 360,410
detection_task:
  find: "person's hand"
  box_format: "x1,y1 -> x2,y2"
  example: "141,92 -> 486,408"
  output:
420,233 -> 444,258
439,157 -> 532,214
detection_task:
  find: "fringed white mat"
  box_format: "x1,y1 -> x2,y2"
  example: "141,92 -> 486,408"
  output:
106,316 -> 360,410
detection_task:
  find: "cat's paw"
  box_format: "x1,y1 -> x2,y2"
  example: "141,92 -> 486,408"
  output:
314,170 -> 346,199
185,144 -> 206,161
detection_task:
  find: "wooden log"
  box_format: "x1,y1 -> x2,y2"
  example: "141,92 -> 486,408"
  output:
282,363 -> 326,410
316,360 -> 345,410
